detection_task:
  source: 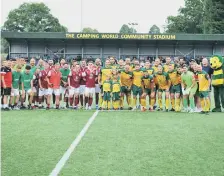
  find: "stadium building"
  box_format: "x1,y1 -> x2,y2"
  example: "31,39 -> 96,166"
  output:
2,32 -> 224,61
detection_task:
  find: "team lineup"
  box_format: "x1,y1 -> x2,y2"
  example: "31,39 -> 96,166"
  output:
1,56 -> 222,114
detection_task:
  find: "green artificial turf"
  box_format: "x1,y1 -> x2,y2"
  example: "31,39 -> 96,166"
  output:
1,110 -> 93,176
61,111 -> 224,176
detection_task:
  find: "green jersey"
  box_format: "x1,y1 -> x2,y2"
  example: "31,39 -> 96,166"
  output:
21,72 -> 33,90
181,71 -> 196,88
60,68 -> 70,86
30,66 -> 37,75
12,71 -> 21,89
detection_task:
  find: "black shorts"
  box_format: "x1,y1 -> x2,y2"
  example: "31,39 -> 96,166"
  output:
1,87 -> 11,96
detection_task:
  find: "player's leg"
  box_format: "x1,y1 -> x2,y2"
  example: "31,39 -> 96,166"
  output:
84,88 -> 90,110
74,87 -> 80,109
38,88 -> 44,108
10,89 -> 15,109
79,85 -> 85,109
88,88 -> 94,110
127,91 -> 132,110
170,86 -> 175,111
3,88 -> 11,110
54,89 -> 60,109
95,84 -> 100,109
27,89 -> 34,109
120,86 -> 125,109
150,90 -> 155,111
13,89 -> 20,110
107,92 -> 111,110
189,88 -> 196,113
140,90 -> 147,112
46,88 -> 53,110
165,90 -> 170,111
132,85 -> 138,110
157,89 -> 163,110
219,86 -> 224,111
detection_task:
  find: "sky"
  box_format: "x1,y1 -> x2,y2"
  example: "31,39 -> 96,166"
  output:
1,0 -> 185,33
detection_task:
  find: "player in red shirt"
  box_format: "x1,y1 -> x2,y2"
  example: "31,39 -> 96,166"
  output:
79,60 -> 88,109
84,61 -> 97,110
94,58 -> 101,109
1,61 -> 12,110
68,64 -> 82,109
46,64 -> 61,109
38,63 -> 49,108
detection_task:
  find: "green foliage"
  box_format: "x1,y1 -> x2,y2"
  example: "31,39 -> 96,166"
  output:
82,27 -> 99,33
166,0 -> 224,34
149,24 -> 160,34
3,2 -> 67,32
119,24 -> 137,34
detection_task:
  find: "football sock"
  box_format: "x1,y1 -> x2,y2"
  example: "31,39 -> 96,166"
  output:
127,95 -> 132,106
176,98 -> 180,111
150,98 -> 155,108
69,97 -> 74,106
189,97 -> 195,109
120,96 -> 124,108
75,97 -> 79,106
171,98 -> 175,109
205,98 -> 210,111
95,93 -> 99,105
107,101 -> 111,109
80,95 -> 83,106
165,98 -> 170,109
140,98 -> 146,107
200,98 -> 205,111
89,97 -> 93,106
132,97 -> 137,107
183,98 -> 188,109
158,98 -> 162,109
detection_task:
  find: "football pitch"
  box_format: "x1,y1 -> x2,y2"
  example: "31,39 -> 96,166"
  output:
1,110 -> 224,176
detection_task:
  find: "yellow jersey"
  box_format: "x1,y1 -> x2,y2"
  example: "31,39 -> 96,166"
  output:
141,75 -> 154,89
154,72 -> 171,89
120,70 -> 133,88
168,70 -> 181,86
112,79 -> 121,93
103,80 -> 112,92
133,69 -> 144,87
198,71 -> 210,91
100,66 -> 112,84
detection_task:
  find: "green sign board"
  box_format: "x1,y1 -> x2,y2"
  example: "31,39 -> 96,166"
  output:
65,33 -> 176,40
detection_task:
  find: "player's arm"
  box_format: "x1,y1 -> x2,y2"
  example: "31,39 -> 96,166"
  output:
68,72 -> 71,88
21,74 -> 24,91
31,75 -> 35,90
46,71 -> 53,86
98,70 -> 102,85
206,73 -> 211,88
38,72 -> 43,89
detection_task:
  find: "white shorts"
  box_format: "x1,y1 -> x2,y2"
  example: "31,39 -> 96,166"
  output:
95,84 -> 101,93
69,87 -> 80,96
32,87 -> 37,93
48,88 -> 60,96
11,88 -> 20,96
85,87 -> 95,94
60,86 -> 69,97
79,85 -> 86,94
39,88 -> 48,96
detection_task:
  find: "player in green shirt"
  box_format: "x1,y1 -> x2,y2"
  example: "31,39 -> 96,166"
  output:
181,64 -> 198,113
21,65 -> 34,109
10,64 -> 22,110
60,63 -> 70,108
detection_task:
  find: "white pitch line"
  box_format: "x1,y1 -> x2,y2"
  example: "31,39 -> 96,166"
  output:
49,110 -> 99,176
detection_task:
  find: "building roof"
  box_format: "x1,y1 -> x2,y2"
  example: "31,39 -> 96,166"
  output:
2,32 -> 224,41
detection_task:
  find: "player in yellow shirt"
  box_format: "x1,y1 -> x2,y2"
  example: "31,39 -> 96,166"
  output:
168,64 -> 182,112
111,71 -> 121,110
120,65 -> 133,110
145,61 -> 154,76
98,59 -> 112,110
152,58 -> 161,74
109,56 -> 118,69
132,64 -> 146,111
163,57 -> 175,73
154,65 -> 171,111
197,65 -> 211,114
141,69 -> 155,111
102,75 -> 112,110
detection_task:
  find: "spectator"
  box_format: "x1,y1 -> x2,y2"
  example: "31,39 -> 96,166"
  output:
202,58 -> 213,77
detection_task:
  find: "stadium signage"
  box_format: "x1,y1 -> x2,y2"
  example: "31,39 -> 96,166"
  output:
65,33 -> 176,40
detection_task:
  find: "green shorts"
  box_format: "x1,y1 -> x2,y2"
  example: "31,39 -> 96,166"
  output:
103,92 -> 111,101
112,92 -> 120,101
158,88 -> 168,92
132,85 -> 143,96
199,91 -> 209,98
144,88 -> 151,95
170,84 -> 181,94
120,86 -> 131,94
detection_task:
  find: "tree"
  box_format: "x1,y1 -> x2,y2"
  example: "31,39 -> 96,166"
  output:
119,24 -> 137,34
166,0 -> 204,33
81,27 -> 99,33
3,2 -> 67,32
165,0 -> 224,34
149,25 -> 160,34
205,0 -> 224,34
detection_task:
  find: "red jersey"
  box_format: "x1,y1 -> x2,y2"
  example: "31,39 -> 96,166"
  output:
85,69 -> 96,88
48,69 -> 61,89
69,71 -> 82,88
39,70 -> 48,89
1,66 -> 12,88
80,67 -> 87,85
